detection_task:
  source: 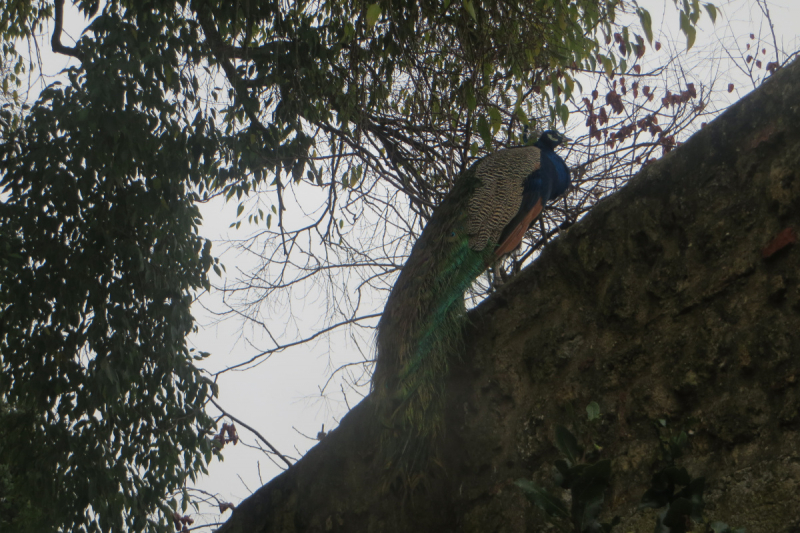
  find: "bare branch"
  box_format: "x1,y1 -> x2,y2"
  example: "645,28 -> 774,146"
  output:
209,398 -> 294,469
51,0 -> 82,59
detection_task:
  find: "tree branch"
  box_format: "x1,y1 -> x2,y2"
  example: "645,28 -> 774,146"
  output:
51,0 -> 82,60
209,398 -> 294,469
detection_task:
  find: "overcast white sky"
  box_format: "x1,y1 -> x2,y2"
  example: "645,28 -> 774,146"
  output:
15,0 -> 800,529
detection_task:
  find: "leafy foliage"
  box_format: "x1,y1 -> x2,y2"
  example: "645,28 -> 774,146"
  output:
0,2 -> 223,531
640,422 -> 714,533
639,422 -> 743,533
517,424 -> 619,533
517,409 -> 746,533
641,468 -> 705,533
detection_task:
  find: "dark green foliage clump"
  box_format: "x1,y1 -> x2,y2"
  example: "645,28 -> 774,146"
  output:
516,413 -> 745,533
640,466 -> 705,533
0,8 -> 221,531
639,423 -> 705,533
516,423 -> 619,533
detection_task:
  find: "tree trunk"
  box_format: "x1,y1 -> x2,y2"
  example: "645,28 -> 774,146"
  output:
216,58 -> 800,533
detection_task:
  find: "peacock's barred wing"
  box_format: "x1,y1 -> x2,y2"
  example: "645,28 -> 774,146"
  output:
467,146 -> 542,252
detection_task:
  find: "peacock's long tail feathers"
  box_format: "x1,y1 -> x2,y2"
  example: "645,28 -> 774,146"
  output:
371,163 -> 497,476
371,138 -> 569,482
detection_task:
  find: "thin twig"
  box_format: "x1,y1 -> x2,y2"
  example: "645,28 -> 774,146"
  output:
209,398 -> 293,468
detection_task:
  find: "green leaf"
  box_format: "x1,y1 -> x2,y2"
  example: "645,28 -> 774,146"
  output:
690,0 -> 702,24
563,75 -> 575,100
673,477 -> 705,520
463,0 -> 477,22
483,60 -> 494,79
488,107 -> 502,134
292,160 -> 304,183
558,10 -> 567,31
366,3 -> 381,28
465,85 -> 477,111
572,462 -> 612,529
559,103 -> 570,126
662,497 -> 694,529
600,54 -> 614,77
679,11 -> 697,50
586,401 -> 600,421
622,25 -> 630,55
554,425 -> 581,465
703,2 -> 717,24
477,114 -> 492,149
514,479 -> 570,519
514,107 -> 529,126
553,459 -> 570,486
574,460 -> 612,489
666,466 -> 692,487
236,203 -> 244,216
638,8 -> 653,43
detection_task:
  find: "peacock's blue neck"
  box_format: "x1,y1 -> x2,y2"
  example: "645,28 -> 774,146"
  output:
537,149 -> 570,202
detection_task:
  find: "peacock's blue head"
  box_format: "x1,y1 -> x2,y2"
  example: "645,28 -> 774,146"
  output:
535,130 -> 570,150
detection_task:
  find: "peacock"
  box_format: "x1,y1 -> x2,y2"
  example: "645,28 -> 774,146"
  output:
371,130 -> 571,480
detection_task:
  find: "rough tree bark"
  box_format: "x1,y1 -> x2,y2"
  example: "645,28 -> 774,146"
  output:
216,58 -> 800,532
